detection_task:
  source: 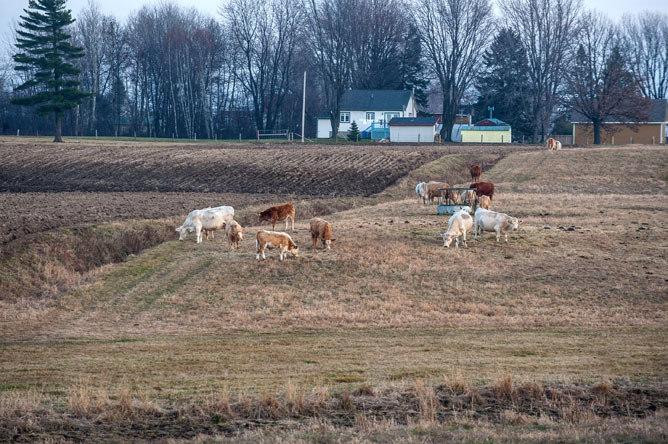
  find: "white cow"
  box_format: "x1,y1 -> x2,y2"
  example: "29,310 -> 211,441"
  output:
176,206 -> 235,243
415,182 -> 426,202
441,208 -> 473,248
474,208 -> 519,242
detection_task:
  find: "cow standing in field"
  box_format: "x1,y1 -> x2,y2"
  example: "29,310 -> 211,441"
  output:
415,182 -> 426,202
424,181 -> 450,204
546,138 -> 562,151
176,206 -> 234,243
470,165 -> 482,183
256,230 -> 299,260
310,217 -> 336,249
478,195 -> 491,210
474,208 -> 519,242
441,208 -> 474,248
259,203 -> 295,231
223,220 -> 244,249
469,181 -> 495,201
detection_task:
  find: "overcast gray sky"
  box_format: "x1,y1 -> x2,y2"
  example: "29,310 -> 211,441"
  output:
1,0 -> 667,32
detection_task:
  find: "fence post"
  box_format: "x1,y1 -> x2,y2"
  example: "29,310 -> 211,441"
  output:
612,135 -> 614,144
256,128 -> 259,141
95,129 -> 98,139
134,132 -> 136,141
501,135 -> 504,143
16,129 -> 20,137
194,132 -> 197,141
418,133 -> 420,143
652,136 -> 655,144
239,133 -> 242,142
630,136 -> 632,144
481,134 -> 483,143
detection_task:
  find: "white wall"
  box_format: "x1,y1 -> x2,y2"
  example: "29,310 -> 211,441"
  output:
317,119 -> 332,138
390,125 -> 436,143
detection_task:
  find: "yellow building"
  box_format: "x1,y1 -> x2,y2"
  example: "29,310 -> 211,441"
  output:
461,118 -> 512,143
571,99 -> 668,145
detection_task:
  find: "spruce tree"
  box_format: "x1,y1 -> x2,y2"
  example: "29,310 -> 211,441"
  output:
12,0 -> 89,142
347,121 -> 361,142
473,28 -> 532,140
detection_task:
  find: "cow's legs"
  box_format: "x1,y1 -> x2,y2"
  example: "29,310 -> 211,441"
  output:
462,231 -> 468,248
312,235 -> 317,248
196,226 -> 202,243
495,226 -> 501,242
291,216 -> 295,232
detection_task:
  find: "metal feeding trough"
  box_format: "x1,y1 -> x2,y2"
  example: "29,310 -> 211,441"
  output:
437,187 -> 478,215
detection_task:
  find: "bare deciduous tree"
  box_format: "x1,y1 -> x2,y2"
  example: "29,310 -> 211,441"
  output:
415,0 -> 495,142
500,0 -> 582,142
224,0 -> 301,132
622,11 -> 668,99
302,0 -> 357,136
568,11 -> 649,144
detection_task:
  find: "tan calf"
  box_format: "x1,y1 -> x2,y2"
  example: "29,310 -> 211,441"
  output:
424,181 -> 449,204
479,195 -> 491,210
310,217 -> 336,249
223,220 -> 244,248
256,230 -> 299,260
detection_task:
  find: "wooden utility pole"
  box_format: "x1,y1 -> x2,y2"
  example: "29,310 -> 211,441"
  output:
301,71 -> 306,143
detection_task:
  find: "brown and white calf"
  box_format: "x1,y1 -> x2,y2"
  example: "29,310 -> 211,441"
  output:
474,208 -> 519,242
255,230 -> 299,260
424,181 -> 450,204
310,217 -> 336,249
259,203 -> 295,231
223,220 -> 244,248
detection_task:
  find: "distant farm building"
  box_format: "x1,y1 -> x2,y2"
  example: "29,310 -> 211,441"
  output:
571,99 -> 668,145
316,90 -> 417,139
420,88 -> 473,142
388,117 -> 439,142
461,118 -> 511,143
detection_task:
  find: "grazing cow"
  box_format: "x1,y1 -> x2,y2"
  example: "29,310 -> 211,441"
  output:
479,195 -> 491,210
259,203 -> 295,231
546,138 -> 562,151
223,220 -> 244,249
176,206 -> 234,243
310,217 -> 336,249
256,230 -> 299,260
441,208 -> 474,248
424,181 -> 450,204
415,182 -> 426,202
474,208 -> 519,242
469,181 -> 495,201
470,165 -> 482,182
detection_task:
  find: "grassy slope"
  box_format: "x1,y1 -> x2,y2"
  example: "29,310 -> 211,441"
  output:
1,145 -> 667,441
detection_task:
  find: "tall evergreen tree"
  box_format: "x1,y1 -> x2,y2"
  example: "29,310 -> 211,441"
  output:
474,28 -> 532,140
12,0 -> 89,142
398,24 -> 429,110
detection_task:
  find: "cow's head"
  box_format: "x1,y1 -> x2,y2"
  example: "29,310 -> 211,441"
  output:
507,217 -> 519,232
290,245 -> 299,257
258,211 -> 271,223
176,226 -> 188,241
325,238 -> 336,249
441,232 -> 456,248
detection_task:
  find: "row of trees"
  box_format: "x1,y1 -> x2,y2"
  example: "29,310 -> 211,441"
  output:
3,0 -> 668,143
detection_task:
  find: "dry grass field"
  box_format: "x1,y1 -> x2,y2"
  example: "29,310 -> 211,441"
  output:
0,141 -> 667,442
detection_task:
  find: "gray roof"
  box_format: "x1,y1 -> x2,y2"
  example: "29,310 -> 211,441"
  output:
340,90 -> 412,111
388,117 -> 439,126
571,99 -> 668,123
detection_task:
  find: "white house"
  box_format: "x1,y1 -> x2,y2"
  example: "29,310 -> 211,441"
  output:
388,117 -> 439,142
316,90 -> 417,139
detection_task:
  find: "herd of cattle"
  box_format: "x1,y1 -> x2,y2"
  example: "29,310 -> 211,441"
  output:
175,164 -> 519,260
416,164 -> 519,248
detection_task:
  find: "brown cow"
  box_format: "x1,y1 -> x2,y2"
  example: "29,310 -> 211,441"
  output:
470,165 -> 482,182
310,217 -> 336,249
424,181 -> 450,204
546,138 -> 562,151
259,203 -> 295,231
255,230 -> 299,260
469,181 -> 495,201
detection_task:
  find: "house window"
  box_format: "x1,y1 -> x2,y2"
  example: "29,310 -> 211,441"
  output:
340,112 -> 350,123
366,112 -> 375,121
385,112 -> 399,122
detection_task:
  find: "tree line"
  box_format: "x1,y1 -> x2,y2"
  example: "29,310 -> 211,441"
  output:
2,0 -> 668,143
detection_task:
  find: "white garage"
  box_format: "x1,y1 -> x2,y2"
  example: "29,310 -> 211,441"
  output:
389,117 -> 439,143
